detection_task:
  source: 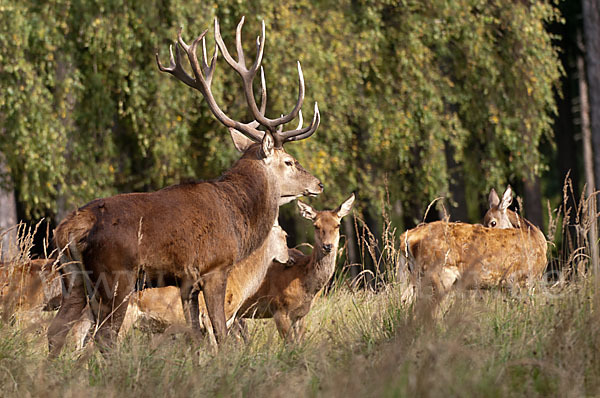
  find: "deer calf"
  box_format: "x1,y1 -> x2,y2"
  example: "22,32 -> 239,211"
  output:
236,194 -> 355,342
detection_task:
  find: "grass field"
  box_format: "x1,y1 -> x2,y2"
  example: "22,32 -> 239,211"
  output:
1,276 -> 599,397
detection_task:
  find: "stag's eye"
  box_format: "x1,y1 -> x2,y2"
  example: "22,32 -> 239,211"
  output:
285,160 -> 293,166
491,220 -> 497,227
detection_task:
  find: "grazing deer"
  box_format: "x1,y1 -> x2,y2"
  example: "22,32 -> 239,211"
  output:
0,259 -> 61,314
48,17 -> 323,357
236,194 -> 355,342
400,187 -> 547,300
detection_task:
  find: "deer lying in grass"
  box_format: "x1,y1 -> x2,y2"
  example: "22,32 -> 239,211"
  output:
0,259 -> 61,314
48,17 -> 322,357
235,194 -> 355,342
400,187 -> 547,300
120,221 -> 289,337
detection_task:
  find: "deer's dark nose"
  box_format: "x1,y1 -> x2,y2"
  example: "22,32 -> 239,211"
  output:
318,182 -> 324,190
323,243 -> 332,253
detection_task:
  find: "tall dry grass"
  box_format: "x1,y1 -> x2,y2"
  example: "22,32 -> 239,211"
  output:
0,179 -> 599,397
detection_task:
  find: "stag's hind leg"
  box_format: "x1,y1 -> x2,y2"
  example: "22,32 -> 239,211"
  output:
89,271 -> 136,352
48,263 -> 87,358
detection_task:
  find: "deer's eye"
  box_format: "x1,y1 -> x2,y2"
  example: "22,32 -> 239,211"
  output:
491,220 -> 497,227
285,160 -> 293,166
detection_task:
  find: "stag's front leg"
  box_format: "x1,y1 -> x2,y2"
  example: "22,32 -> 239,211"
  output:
201,268 -> 228,345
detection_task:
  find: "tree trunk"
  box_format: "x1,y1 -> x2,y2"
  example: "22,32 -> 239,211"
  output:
582,0 -> 600,192
577,40 -> 599,276
445,142 -> 469,222
0,155 -> 17,260
523,175 -> 543,231
343,216 -> 360,280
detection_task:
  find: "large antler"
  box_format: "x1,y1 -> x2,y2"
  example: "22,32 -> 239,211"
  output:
156,28 -> 266,142
156,18 -> 319,148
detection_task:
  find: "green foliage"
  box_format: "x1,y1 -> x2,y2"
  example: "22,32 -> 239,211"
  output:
0,0 -> 562,221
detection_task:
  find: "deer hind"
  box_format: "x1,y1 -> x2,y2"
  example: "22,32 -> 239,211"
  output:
236,194 -> 355,342
48,17 -> 322,357
400,187 -> 547,301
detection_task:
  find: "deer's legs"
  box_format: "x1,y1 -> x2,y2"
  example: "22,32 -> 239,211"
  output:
201,269 -> 228,345
48,264 -> 87,358
91,272 -> 135,352
273,311 -> 292,341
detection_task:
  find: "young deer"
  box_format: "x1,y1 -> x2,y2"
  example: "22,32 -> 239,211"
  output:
237,194 -> 355,342
400,187 -> 547,300
48,18 -> 322,357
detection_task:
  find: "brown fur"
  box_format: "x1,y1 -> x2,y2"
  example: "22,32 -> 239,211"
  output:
0,259 -> 61,314
237,194 -> 354,341
118,223 -> 289,336
48,144 -> 322,357
399,221 -> 548,299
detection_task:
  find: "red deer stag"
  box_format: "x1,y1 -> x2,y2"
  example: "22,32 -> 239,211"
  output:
47,17 -> 322,357
400,187 -> 547,300
236,194 -> 355,342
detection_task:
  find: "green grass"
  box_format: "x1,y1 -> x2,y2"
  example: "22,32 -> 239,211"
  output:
1,279 -> 600,397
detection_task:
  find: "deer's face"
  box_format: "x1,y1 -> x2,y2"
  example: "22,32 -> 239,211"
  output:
230,130 -> 323,205
483,186 -> 513,229
298,194 -> 355,255
312,212 -> 342,255
269,148 -> 323,205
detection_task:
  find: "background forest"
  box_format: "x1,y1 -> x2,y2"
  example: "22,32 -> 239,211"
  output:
0,0 -> 597,271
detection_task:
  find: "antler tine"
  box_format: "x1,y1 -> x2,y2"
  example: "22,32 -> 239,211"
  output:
155,38 -> 196,89
201,36 -> 219,87
269,61 -> 305,128
241,66 -> 268,130
259,65 -> 267,115
281,102 -> 320,143
250,22 -> 266,74
235,16 -> 246,66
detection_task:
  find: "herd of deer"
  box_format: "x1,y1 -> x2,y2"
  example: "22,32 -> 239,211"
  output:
0,18 -> 548,358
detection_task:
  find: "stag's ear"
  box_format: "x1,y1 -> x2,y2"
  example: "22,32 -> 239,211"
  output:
260,131 -> 275,160
297,200 -> 317,220
229,128 -> 257,153
488,188 -> 500,209
499,185 -> 513,211
336,193 -> 355,218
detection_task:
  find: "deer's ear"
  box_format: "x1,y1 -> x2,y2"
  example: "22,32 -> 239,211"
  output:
229,128 -> 257,153
488,188 -> 500,209
337,193 -> 355,218
297,200 -> 317,220
260,132 -> 275,160
499,185 -> 513,211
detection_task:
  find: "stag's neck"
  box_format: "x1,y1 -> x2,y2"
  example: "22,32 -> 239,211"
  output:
305,241 -> 339,295
219,147 -> 280,260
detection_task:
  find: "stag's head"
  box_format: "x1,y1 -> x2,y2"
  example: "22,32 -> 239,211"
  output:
484,186 -> 513,229
157,17 -> 323,205
297,194 -> 355,255
267,221 -> 290,264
